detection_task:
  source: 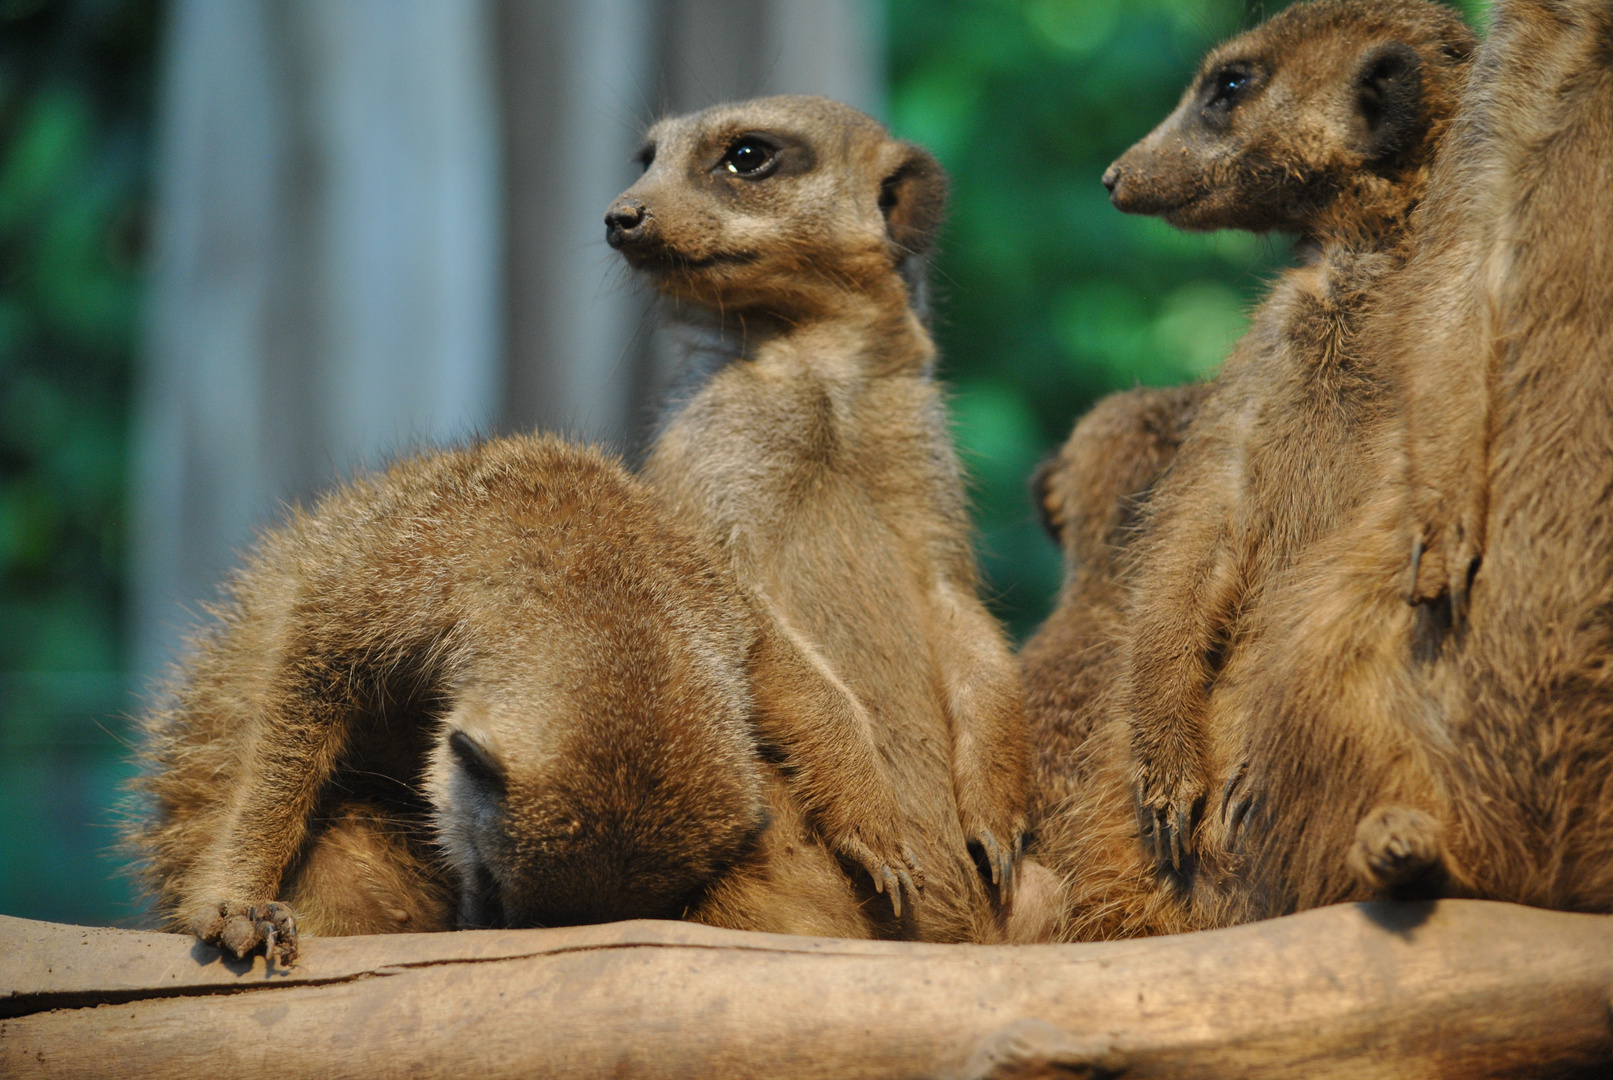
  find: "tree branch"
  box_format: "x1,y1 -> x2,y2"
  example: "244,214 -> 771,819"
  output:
3,901 -> 1610,1078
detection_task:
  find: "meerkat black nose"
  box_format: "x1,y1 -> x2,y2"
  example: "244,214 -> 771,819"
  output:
605,200 -> 651,248
1101,164 -> 1121,196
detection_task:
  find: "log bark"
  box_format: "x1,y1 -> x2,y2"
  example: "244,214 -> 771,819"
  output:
2,901 -> 1610,1079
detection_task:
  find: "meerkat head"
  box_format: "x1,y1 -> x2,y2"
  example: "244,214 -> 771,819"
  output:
1102,0 -> 1476,236
605,95 -> 947,315
1032,384 -> 1205,570
426,589 -> 768,930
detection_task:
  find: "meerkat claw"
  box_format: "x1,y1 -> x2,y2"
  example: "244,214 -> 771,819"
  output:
882,866 -> 904,918
902,844 -> 925,890
1407,535 -> 1425,604
255,902 -> 298,965
1220,763 -> 1248,823
977,828 -> 1003,886
897,867 -> 918,913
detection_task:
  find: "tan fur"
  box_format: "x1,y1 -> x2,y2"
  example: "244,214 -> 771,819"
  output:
128,437 -> 785,959
612,96 -> 1031,942
1021,385 -> 1207,823
1017,386 -> 1207,941
1100,0 -> 1475,876
1209,0 -> 1613,920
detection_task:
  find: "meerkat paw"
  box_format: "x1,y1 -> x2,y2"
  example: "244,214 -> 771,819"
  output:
1135,767 -> 1207,873
191,900 -> 299,965
1218,761 -> 1260,847
1350,805 -> 1446,898
959,809 -> 1027,908
833,828 -> 923,919
1408,521 -> 1482,624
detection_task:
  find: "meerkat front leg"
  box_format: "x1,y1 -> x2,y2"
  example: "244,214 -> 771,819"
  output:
179,659 -> 359,964
747,609 -> 923,917
1402,296 -> 1496,624
1126,501 -> 1243,873
931,581 -> 1029,904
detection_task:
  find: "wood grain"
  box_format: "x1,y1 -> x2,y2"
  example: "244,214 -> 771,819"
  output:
3,901 -> 1610,1079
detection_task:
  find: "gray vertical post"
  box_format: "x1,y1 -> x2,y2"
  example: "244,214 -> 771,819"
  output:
131,0 -> 883,678
496,0 -> 657,447
130,0 -> 502,679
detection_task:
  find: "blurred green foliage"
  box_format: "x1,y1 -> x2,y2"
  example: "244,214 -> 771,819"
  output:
889,0 -> 1489,637
0,0 -> 157,923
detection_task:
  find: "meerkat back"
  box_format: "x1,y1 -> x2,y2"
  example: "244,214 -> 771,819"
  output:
128,436 -> 773,960
609,96 -> 1030,942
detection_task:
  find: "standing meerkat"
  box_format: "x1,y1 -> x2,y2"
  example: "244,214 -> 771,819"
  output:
1100,0 -> 1475,875
609,95 -> 1031,941
1214,0 -> 1613,920
129,438 -> 788,962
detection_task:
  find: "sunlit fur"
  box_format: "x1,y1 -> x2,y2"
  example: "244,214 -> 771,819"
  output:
1213,0 -> 1613,922
1034,0 -> 1613,937
1113,0 -> 1475,880
1028,0 -> 1477,938
614,96 -> 1038,942
127,438 -> 774,955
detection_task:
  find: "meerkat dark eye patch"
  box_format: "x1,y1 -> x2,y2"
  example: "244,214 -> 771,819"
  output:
720,135 -> 780,178
449,730 -> 506,793
1204,64 -> 1256,111
635,143 -> 656,172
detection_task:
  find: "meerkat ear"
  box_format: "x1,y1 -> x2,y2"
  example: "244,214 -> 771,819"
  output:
879,142 -> 949,257
1354,42 -> 1426,164
1030,453 -> 1066,545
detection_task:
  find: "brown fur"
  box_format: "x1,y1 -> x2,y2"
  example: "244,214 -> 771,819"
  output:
1023,0 -> 1476,939
127,437 -> 794,959
1017,386 -> 1206,942
1101,0 -> 1475,876
1209,0 -> 1613,920
1021,384 -> 1207,822
611,96 -> 1031,942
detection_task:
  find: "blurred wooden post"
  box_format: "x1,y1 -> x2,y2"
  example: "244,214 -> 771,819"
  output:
131,0 -> 502,679
4,901 -> 1611,1078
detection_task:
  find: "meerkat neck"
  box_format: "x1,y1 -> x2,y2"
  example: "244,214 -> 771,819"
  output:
665,277 -> 936,381
1308,166 -> 1430,251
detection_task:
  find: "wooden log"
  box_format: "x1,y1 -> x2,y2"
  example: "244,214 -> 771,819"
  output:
2,901 -> 1610,1079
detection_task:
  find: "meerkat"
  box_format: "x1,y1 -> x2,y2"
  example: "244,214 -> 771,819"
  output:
1209,0 -> 1613,920
129,437 -> 789,962
1020,384 -> 1206,822
1098,0 -> 1476,876
609,95 -> 1032,942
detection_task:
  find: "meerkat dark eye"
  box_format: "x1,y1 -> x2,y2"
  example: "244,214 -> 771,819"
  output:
635,143 -> 656,173
1207,66 -> 1254,109
721,136 -> 778,177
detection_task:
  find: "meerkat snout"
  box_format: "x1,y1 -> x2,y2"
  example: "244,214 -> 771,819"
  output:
604,198 -> 651,249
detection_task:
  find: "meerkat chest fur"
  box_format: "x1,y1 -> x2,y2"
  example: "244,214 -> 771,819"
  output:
648,317 -> 972,588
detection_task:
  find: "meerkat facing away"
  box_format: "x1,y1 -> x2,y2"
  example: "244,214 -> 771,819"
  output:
609,96 -> 1032,942
1008,385 -> 1206,942
1099,0 -> 1475,877
1208,0 -> 1613,921
129,437 -> 785,962
1021,384 -> 1206,823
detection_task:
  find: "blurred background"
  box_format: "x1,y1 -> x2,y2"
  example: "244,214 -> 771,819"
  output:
0,0 -> 1489,925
